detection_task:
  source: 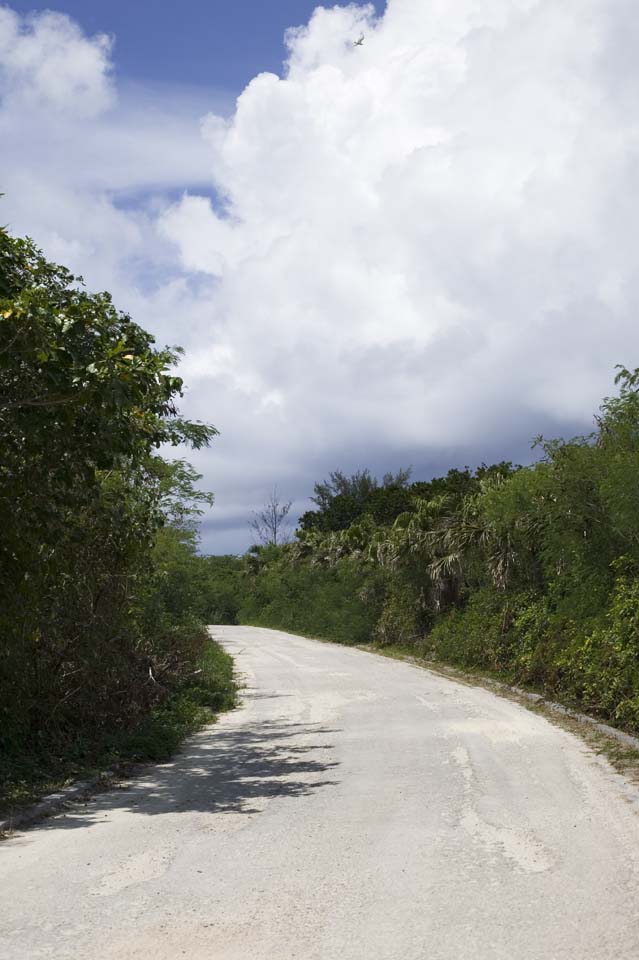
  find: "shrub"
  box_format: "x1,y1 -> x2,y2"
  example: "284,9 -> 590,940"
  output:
558,563 -> 639,728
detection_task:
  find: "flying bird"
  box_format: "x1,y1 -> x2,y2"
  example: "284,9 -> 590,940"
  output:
353,34 -> 365,47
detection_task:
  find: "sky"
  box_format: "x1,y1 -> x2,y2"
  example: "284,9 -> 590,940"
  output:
6,0 -> 382,90
2,0 -> 639,554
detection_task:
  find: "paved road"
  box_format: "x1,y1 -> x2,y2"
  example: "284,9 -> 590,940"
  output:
2,626 -> 639,959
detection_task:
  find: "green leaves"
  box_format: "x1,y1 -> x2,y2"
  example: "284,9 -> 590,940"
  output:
239,369 -> 639,732
0,225 -> 219,764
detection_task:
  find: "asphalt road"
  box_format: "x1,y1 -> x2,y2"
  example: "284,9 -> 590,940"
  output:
2,626 -> 639,959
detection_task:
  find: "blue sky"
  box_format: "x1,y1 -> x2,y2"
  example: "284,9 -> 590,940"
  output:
2,0 -> 638,553
9,0 -> 384,91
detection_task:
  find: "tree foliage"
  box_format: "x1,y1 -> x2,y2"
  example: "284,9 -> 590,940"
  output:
0,226 -> 221,776
298,468 -> 413,533
238,371 -> 639,733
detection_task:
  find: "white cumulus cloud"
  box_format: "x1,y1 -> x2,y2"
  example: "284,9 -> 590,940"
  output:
156,0 -> 639,553
4,1 -> 639,552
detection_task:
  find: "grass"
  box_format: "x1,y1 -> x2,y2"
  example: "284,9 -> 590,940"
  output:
0,639 -> 237,819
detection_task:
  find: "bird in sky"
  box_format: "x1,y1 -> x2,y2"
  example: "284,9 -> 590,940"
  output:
353,34 -> 365,47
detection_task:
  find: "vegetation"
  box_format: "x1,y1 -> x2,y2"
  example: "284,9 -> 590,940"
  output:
224,369 -> 639,734
4,218 -> 639,813
0,227 -> 235,811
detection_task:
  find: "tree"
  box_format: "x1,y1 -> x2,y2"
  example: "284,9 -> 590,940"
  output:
298,468 -> 412,533
0,225 -> 218,759
249,487 -> 292,546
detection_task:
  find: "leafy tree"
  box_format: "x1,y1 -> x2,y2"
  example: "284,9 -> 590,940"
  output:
0,226 -> 218,764
298,468 -> 412,533
237,378 -> 639,733
195,555 -> 245,625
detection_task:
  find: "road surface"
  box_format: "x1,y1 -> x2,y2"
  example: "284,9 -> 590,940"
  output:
2,626 -> 639,959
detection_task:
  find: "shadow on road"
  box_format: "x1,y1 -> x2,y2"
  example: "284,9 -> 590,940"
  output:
30,717 -> 340,833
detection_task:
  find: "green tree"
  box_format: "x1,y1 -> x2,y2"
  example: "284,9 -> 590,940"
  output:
298,468 -> 412,533
0,226 -> 217,761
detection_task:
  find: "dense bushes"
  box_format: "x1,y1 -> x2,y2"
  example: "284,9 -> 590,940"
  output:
0,227 -> 233,805
237,369 -> 639,734
558,564 -> 639,726
237,548 -> 382,645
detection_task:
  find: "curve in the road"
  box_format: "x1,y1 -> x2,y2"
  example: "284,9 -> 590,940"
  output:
1,626 -> 639,960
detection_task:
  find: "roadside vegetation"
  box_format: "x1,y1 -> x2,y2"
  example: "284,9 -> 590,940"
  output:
4,219 -> 639,814
0,227 -> 236,812
207,371 -> 639,736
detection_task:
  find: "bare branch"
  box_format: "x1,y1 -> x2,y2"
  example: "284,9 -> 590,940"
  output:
249,486 -> 292,547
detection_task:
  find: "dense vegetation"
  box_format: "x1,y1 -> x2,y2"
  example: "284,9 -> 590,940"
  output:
209,371 -> 639,734
0,227 -> 235,809
4,219 -> 639,814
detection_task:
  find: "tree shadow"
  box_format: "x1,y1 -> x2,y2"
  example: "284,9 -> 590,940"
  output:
32,719 -> 340,832
241,691 -> 293,701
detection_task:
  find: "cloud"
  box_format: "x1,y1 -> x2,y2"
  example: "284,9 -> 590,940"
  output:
0,6 -> 230,298
158,0 -> 639,551
0,7 -> 113,114
4,1 -> 639,552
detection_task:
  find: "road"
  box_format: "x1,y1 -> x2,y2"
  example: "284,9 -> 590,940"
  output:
2,626 -> 639,959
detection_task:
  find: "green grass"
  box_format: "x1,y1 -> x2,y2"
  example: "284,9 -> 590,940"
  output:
0,639 -> 237,818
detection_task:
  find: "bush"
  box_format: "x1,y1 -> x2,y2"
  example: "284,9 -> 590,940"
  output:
240,553 -> 383,645
0,225 -> 227,807
558,564 -> 639,727
373,580 -> 424,647
0,638 -> 237,812
423,588 -> 513,671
